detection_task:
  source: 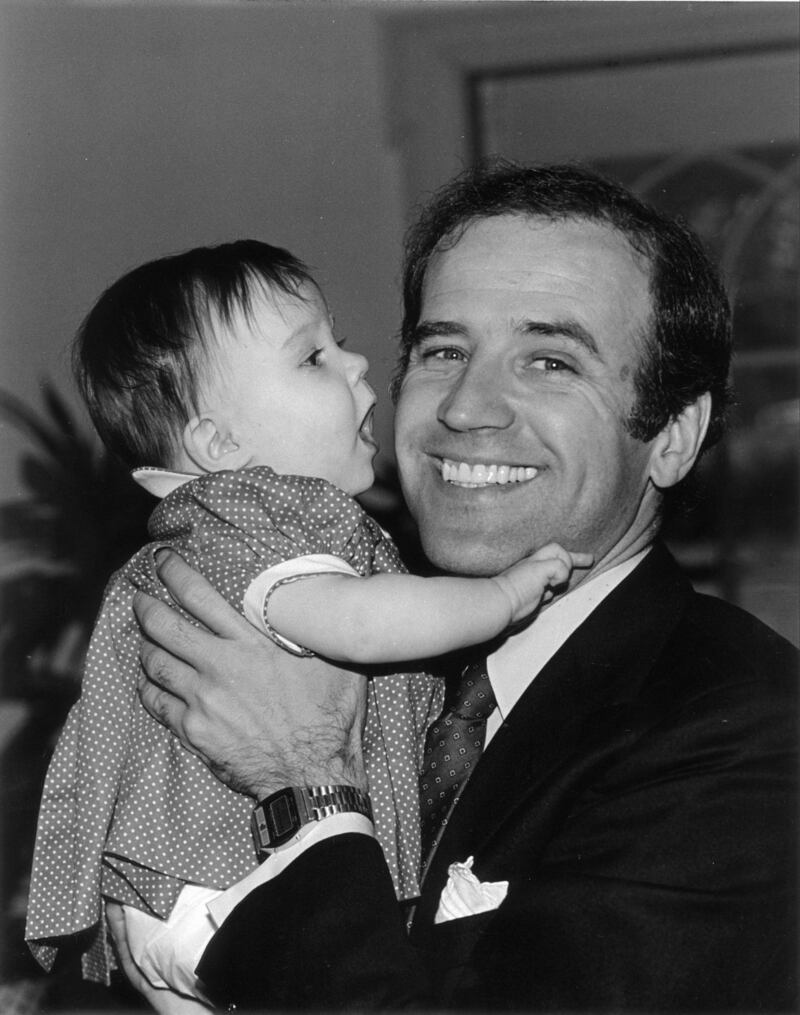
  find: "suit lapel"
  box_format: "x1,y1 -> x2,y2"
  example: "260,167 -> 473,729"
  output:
412,544 -> 691,935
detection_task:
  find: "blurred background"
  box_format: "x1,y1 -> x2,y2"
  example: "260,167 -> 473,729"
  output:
0,1 -> 797,1010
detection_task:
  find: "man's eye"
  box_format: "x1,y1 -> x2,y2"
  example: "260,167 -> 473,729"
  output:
531,356 -> 572,372
421,346 -> 466,363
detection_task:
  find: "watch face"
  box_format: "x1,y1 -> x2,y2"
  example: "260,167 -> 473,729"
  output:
268,792 -> 300,841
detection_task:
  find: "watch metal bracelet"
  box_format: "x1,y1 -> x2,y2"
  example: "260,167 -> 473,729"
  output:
251,784 -> 372,856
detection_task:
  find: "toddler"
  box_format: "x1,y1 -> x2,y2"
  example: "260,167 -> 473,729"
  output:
26,241 -> 587,1002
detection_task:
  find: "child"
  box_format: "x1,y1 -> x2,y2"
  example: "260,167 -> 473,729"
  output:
26,241 -> 588,1002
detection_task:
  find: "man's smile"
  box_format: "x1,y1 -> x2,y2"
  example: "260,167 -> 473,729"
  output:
438,457 -> 539,488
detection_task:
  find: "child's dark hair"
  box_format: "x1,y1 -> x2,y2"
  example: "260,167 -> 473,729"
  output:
74,239 -> 315,468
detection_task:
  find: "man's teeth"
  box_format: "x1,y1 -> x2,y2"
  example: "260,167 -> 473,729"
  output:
440,459 -> 538,486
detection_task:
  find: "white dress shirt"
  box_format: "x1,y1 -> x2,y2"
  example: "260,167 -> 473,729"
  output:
486,548 -> 649,744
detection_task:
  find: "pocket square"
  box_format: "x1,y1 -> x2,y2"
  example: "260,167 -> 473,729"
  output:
434,856 -> 509,924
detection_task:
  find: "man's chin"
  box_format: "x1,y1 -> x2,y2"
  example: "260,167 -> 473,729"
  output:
419,529 -> 524,578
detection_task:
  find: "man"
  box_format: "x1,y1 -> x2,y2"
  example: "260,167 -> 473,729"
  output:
123,163 -> 797,1010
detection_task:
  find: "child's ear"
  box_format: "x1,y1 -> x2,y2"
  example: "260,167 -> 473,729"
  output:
182,415 -> 244,473
647,392 -> 712,489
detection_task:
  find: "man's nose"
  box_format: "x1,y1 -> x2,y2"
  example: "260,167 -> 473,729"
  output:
437,360 -> 515,431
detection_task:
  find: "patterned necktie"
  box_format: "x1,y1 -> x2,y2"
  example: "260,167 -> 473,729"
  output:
419,657 -> 497,859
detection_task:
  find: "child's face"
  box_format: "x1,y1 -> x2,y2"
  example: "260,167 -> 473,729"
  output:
205,282 -> 378,495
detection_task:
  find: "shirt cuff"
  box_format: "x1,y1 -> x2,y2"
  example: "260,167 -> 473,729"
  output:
206,812 -> 375,929
123,885 -> 220,1001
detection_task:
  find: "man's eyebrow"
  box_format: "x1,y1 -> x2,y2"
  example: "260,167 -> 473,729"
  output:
410,321 -> 466,344
519,319 -> 601,358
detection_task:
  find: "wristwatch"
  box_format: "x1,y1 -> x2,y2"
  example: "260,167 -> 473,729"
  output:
251,785 -> 373,858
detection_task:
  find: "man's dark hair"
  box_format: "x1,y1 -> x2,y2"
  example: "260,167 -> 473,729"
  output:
74,239 -> 314,468
397,160 -> 732,457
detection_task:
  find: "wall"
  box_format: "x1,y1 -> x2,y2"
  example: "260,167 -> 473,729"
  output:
0,0 -> 407,504
1,1 -> 796,644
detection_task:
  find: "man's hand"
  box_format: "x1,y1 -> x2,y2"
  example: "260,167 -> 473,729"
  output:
134,551 -> 368,800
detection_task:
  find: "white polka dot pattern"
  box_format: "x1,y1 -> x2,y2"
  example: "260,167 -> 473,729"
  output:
25,466 -> 443,984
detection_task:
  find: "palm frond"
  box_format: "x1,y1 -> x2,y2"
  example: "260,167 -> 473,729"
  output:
0,382 -> 152,696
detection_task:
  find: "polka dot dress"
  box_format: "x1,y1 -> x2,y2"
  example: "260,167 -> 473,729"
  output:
25,466 -> 443,983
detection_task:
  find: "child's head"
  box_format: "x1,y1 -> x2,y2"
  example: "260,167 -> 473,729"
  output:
75,240 -> 378,495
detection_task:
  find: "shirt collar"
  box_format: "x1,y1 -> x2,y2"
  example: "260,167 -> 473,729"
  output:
488,548 -> 651,725
131,467 -> 199,499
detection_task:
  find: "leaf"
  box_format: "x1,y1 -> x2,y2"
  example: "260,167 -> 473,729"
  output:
42,384 -> 79,437
0,381 -> 151,695
0,388 -> 65,465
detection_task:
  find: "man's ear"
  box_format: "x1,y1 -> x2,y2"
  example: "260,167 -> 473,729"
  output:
182,416 -> 245,473
648,392 -> 712,489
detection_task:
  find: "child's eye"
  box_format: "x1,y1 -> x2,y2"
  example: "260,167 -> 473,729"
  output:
302,349 -> 324,367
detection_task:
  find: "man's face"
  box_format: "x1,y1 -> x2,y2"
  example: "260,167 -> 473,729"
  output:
394,214 -> 663,577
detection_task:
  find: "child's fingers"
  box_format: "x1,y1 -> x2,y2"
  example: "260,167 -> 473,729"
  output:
532,543 -> 593,571
530,542 -> 573,572
537,556 -> 572,589
499,544 -> 595,621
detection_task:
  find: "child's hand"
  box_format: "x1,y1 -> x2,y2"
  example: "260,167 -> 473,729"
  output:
492,544 -> 594,623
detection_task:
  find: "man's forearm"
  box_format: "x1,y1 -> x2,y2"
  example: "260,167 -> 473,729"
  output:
197,834 -> 429,1010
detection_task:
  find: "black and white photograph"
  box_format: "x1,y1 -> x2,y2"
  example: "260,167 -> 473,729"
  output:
0,2 -> 797,1011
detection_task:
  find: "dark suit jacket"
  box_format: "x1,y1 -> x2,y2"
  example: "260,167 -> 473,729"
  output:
198,544 -> 798,1011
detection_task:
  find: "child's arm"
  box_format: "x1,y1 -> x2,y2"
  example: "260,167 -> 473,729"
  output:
266,544 -> 592,664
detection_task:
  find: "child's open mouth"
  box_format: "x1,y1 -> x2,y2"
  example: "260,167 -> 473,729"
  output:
358,405 -> 378,449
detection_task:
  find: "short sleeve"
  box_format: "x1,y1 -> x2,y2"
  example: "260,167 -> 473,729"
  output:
243,553 -> 360,654
146,467 -> 379,615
